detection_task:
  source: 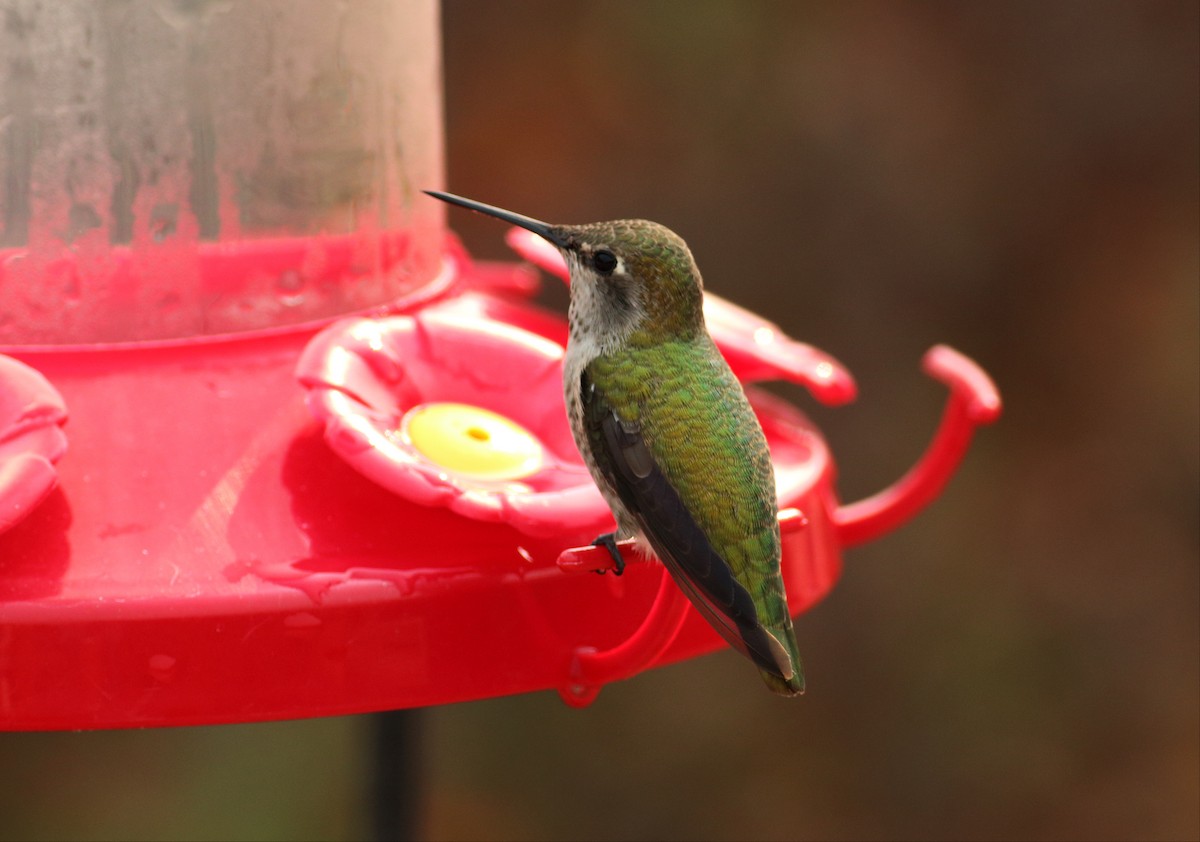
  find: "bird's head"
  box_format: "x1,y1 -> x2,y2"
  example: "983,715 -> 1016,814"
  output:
426,191 -> 705,350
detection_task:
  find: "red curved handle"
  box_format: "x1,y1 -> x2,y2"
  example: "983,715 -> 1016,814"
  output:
834,345 -> 1001,547
554,543 -> 689,706
556,566 -> 691,707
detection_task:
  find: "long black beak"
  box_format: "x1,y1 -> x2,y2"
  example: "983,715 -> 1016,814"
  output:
424,190 -> 571,249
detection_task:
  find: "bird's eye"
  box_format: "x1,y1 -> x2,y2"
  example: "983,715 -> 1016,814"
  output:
592,249 -> 618,275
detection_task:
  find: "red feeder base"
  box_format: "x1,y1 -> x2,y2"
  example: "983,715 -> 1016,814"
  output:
0,237 -> 999,730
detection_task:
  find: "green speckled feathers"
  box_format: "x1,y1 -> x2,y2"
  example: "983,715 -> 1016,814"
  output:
585,336 -> 805,695
586,340 -> 776,563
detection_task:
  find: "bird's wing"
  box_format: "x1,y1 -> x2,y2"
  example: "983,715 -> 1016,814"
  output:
580,369 -> 794,680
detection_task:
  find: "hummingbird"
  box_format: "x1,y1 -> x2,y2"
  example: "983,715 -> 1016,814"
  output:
425,190 -> 805,696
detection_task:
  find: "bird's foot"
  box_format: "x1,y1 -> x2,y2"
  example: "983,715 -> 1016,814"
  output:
591,532 -> 626,576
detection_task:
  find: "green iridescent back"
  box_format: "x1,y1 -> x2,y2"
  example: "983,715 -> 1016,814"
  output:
584,336 -> 789,631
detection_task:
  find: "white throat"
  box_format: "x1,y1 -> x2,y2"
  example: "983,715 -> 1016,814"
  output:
563,254 -> 643,367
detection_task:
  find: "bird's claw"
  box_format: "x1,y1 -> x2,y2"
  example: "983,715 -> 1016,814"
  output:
591,533 -> 626,576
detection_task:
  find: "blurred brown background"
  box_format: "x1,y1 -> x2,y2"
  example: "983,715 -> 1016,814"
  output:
1,2 -> 1196,840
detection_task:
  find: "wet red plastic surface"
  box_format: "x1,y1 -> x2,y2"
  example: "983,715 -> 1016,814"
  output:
0,237 -> 999,730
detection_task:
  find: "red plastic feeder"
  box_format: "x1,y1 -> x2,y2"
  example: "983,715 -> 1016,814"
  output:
0,2 -> 1000,730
